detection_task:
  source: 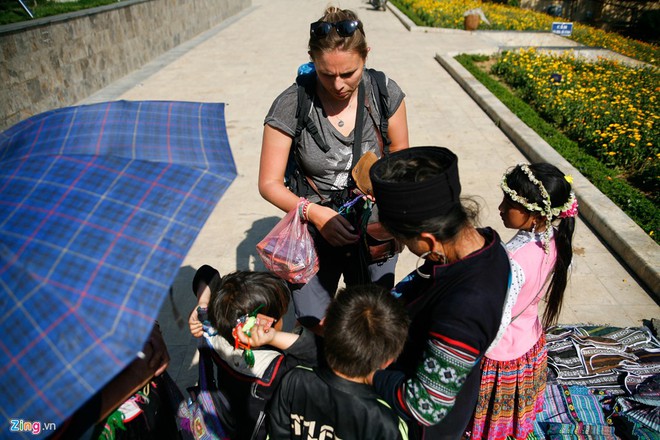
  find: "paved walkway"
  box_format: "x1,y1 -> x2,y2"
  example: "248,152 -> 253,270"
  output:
79,0 -> 659,391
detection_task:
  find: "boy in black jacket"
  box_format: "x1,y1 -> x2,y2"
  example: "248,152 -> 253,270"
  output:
267,284 -> 410,440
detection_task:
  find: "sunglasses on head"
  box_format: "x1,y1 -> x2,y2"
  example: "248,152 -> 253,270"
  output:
310,19 -> 363,38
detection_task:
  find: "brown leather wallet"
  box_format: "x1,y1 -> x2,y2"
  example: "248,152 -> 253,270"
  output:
351,150 -> 378,196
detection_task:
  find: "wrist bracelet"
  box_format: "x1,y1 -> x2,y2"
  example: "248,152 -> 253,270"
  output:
298,199 -> 311,222
304,201 -> 312,221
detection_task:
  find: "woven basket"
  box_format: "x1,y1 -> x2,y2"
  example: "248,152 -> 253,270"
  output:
464,14 -> 480,31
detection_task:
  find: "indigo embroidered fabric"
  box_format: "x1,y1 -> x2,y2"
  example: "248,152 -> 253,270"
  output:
533,384 -> 618,439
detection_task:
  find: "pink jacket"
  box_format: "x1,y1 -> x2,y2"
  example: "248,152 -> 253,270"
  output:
486,230 -> 557,361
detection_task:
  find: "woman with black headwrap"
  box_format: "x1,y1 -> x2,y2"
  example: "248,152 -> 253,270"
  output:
370,147 -> 511,440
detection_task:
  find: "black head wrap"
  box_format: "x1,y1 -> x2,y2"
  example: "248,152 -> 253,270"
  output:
370,146 -> 461,223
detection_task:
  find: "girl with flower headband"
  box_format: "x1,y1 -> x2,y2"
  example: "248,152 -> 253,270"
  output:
468,163 -> 577,440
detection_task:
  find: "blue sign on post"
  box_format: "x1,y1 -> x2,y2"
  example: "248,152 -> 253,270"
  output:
552,22 -> 573,36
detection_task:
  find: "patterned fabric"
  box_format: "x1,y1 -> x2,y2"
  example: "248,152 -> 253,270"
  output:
469,334 -> 547,440
546,325 -> 660,394
533,325 -> 660,439
178,343 -> 230,440
404,333 -> 480,425
604,374 -> 660,440
533,384 -> 618,439
0,101 -> 236,436
617,396 -> 660,435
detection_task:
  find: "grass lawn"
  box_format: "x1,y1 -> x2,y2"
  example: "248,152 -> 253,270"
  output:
0,0 -> 122,25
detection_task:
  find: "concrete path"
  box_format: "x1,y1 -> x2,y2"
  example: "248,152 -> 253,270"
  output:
79,0 -> 659,391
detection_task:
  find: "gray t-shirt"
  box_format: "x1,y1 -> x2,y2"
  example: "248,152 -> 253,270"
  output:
264,69 -> 405,201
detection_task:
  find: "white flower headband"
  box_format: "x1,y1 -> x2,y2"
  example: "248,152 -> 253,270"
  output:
501,164 -> 578,253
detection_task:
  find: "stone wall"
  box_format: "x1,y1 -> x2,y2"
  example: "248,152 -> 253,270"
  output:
0,0 -> 251,131
521,0 -> 600,21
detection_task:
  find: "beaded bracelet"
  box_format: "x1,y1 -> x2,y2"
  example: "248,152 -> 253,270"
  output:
302,201 -> 311,222
304,202 -> 311,222
298,199 -> 311,222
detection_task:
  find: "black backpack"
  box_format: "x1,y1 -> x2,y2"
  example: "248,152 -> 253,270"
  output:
285,68 -> 392,199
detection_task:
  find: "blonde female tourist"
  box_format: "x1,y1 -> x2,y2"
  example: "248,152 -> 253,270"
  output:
257,6 -> 409,333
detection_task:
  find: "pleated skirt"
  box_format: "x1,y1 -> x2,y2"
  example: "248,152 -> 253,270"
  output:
468,334 -> 547,440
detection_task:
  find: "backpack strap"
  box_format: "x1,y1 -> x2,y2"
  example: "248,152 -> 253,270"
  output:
285,72 -> 329,198
350,80 -> 366,173
295,72 -> 330,153
290,69 -> 382,201
292,80 -> 365,202
365,68 -> 391,155
295,69 -> 391,156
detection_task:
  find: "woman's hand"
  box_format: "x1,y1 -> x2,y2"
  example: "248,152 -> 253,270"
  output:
309,204 -> 359,247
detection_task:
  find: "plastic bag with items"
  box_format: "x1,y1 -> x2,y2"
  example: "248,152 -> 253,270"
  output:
256,198 -> 319,284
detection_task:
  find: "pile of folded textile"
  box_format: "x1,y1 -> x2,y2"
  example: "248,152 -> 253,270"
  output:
533,322 -> 660,439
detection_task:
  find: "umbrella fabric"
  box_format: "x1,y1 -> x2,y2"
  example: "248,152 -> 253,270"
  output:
0,100 -> 236,436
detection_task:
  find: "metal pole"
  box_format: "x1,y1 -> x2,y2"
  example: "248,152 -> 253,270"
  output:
17,0 -> 35,19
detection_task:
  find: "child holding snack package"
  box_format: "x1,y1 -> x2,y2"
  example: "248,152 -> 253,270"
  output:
188,265 -> 319,440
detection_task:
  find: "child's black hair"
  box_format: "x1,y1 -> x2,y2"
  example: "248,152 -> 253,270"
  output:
323,284 -> 409,378
208,271 -> 290,343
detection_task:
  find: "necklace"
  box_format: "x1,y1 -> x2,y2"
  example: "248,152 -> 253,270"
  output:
325,93 -> 355,128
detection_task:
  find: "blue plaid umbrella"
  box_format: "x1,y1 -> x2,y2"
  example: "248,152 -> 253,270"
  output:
0,100 -> 236,435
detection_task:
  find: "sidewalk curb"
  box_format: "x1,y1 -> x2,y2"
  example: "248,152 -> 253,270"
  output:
388,1 -> 461,34
436,53 -> 659,298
